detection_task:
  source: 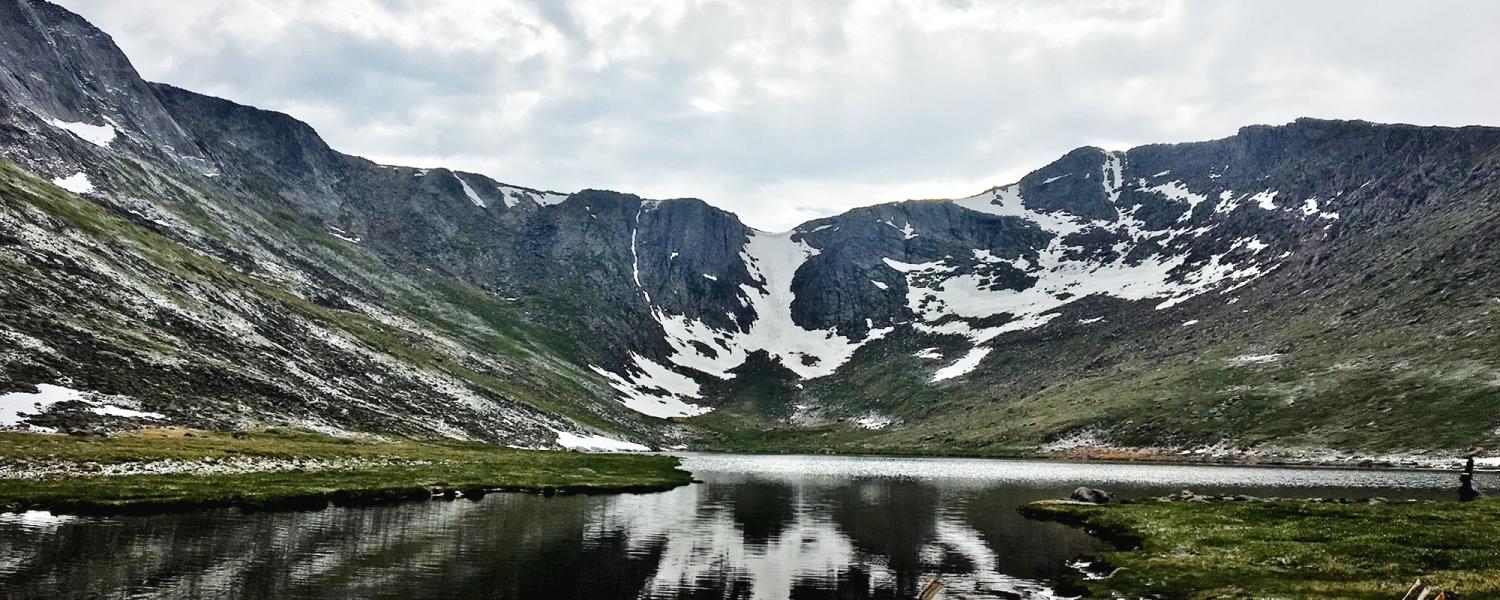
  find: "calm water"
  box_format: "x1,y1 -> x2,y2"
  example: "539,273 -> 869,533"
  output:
0,454 -> 1475,599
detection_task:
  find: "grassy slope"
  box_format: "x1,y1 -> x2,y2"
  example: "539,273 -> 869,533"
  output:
1021,499 -> 1500,600
2,158 -> 652,441
0,430 -> 692,514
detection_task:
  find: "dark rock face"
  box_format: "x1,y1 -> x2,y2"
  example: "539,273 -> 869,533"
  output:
790,201 -> 1052,335
1018,147 -> 1117,221
151,84 -> 351,217
0,0 -> 201,162
633,198 -> 758,331
3,0 -> 1500,453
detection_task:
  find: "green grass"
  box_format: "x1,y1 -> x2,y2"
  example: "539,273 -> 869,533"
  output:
1020,498 -> 1500,599
0,430 -> 693,514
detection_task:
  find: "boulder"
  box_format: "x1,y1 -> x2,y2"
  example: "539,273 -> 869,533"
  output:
1070,487 -> 1112,504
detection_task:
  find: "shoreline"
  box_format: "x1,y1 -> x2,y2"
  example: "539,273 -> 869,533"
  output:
1032,448 -> 1496,473
6,426 -> 1489,517
5,480 -> 696,517
672,446 -> 1496,474
0,430 -> 696,516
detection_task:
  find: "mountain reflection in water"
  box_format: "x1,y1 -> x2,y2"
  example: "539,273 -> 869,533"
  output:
0,454 -> 1459,599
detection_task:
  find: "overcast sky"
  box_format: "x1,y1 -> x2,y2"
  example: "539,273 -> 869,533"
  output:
60,0 -> 1500,231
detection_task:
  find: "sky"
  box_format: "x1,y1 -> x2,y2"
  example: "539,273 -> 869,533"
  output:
59,0 -> 1500,231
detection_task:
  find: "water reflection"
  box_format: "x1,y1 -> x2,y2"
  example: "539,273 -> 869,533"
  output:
585,477 -> 1075,599
0,455 -> 1466,599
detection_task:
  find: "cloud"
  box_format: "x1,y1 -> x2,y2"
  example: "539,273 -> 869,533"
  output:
61,0 -> 1500,230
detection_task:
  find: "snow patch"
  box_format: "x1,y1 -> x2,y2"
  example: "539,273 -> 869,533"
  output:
884,219 -> 918,239
1228,353 -> 1282,366
497,185 -> 570,208
855,414 -> 893,430
589,354 -> 710,419
1142,180 -> 1207,220
883,257 -> 952,274
630,207 -> 650,303
496,186 -> 521,208
871,279 -> 889,290
0,384 -> 165,431
1215,190 -> 1240,213
454,174 -> 485,208
1299,198 -> 1341,221
529,190 -> 571,206
326,226 -> 361,244
554,430 -> 650,452
913,347 -> 943,360
1101,151 -> 1124,202
1249,190 -> 1279,210
1041,429 -> 1106,452
931,347 -> 991,382
47,118 -> 116,148
51,172 -> 94,194
953,184 -> 1086,235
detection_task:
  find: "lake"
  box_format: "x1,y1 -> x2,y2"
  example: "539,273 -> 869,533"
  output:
0,453 -> 1474,599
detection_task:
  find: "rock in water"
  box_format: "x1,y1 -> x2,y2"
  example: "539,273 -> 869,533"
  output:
1070,487 -> 1112,504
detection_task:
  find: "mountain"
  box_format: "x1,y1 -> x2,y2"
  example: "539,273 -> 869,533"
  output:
1,0 -> 1496,458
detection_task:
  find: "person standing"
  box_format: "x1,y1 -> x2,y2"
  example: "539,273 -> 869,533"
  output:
1459,456 -> 1481,502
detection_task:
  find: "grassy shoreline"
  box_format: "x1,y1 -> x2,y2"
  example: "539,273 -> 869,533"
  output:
688,414 -> 1493,472
1020,498 -> 1500,599
682,441 -> 1488,475
0,429 -> 694,515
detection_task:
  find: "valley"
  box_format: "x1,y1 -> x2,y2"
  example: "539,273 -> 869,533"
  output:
1,0 -> 1497,467
4,2 -> 1499,598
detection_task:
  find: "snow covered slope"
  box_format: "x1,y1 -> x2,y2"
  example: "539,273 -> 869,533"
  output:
591,137 -> 1386,407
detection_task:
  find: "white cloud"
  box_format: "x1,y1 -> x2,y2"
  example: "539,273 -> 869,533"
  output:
60,0 -> 1500,231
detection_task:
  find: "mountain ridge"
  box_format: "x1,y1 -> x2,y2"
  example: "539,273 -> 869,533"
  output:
2,0 -> 1497,458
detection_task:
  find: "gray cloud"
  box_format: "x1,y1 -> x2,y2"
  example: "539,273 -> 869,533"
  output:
61,0 -> 1500,230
